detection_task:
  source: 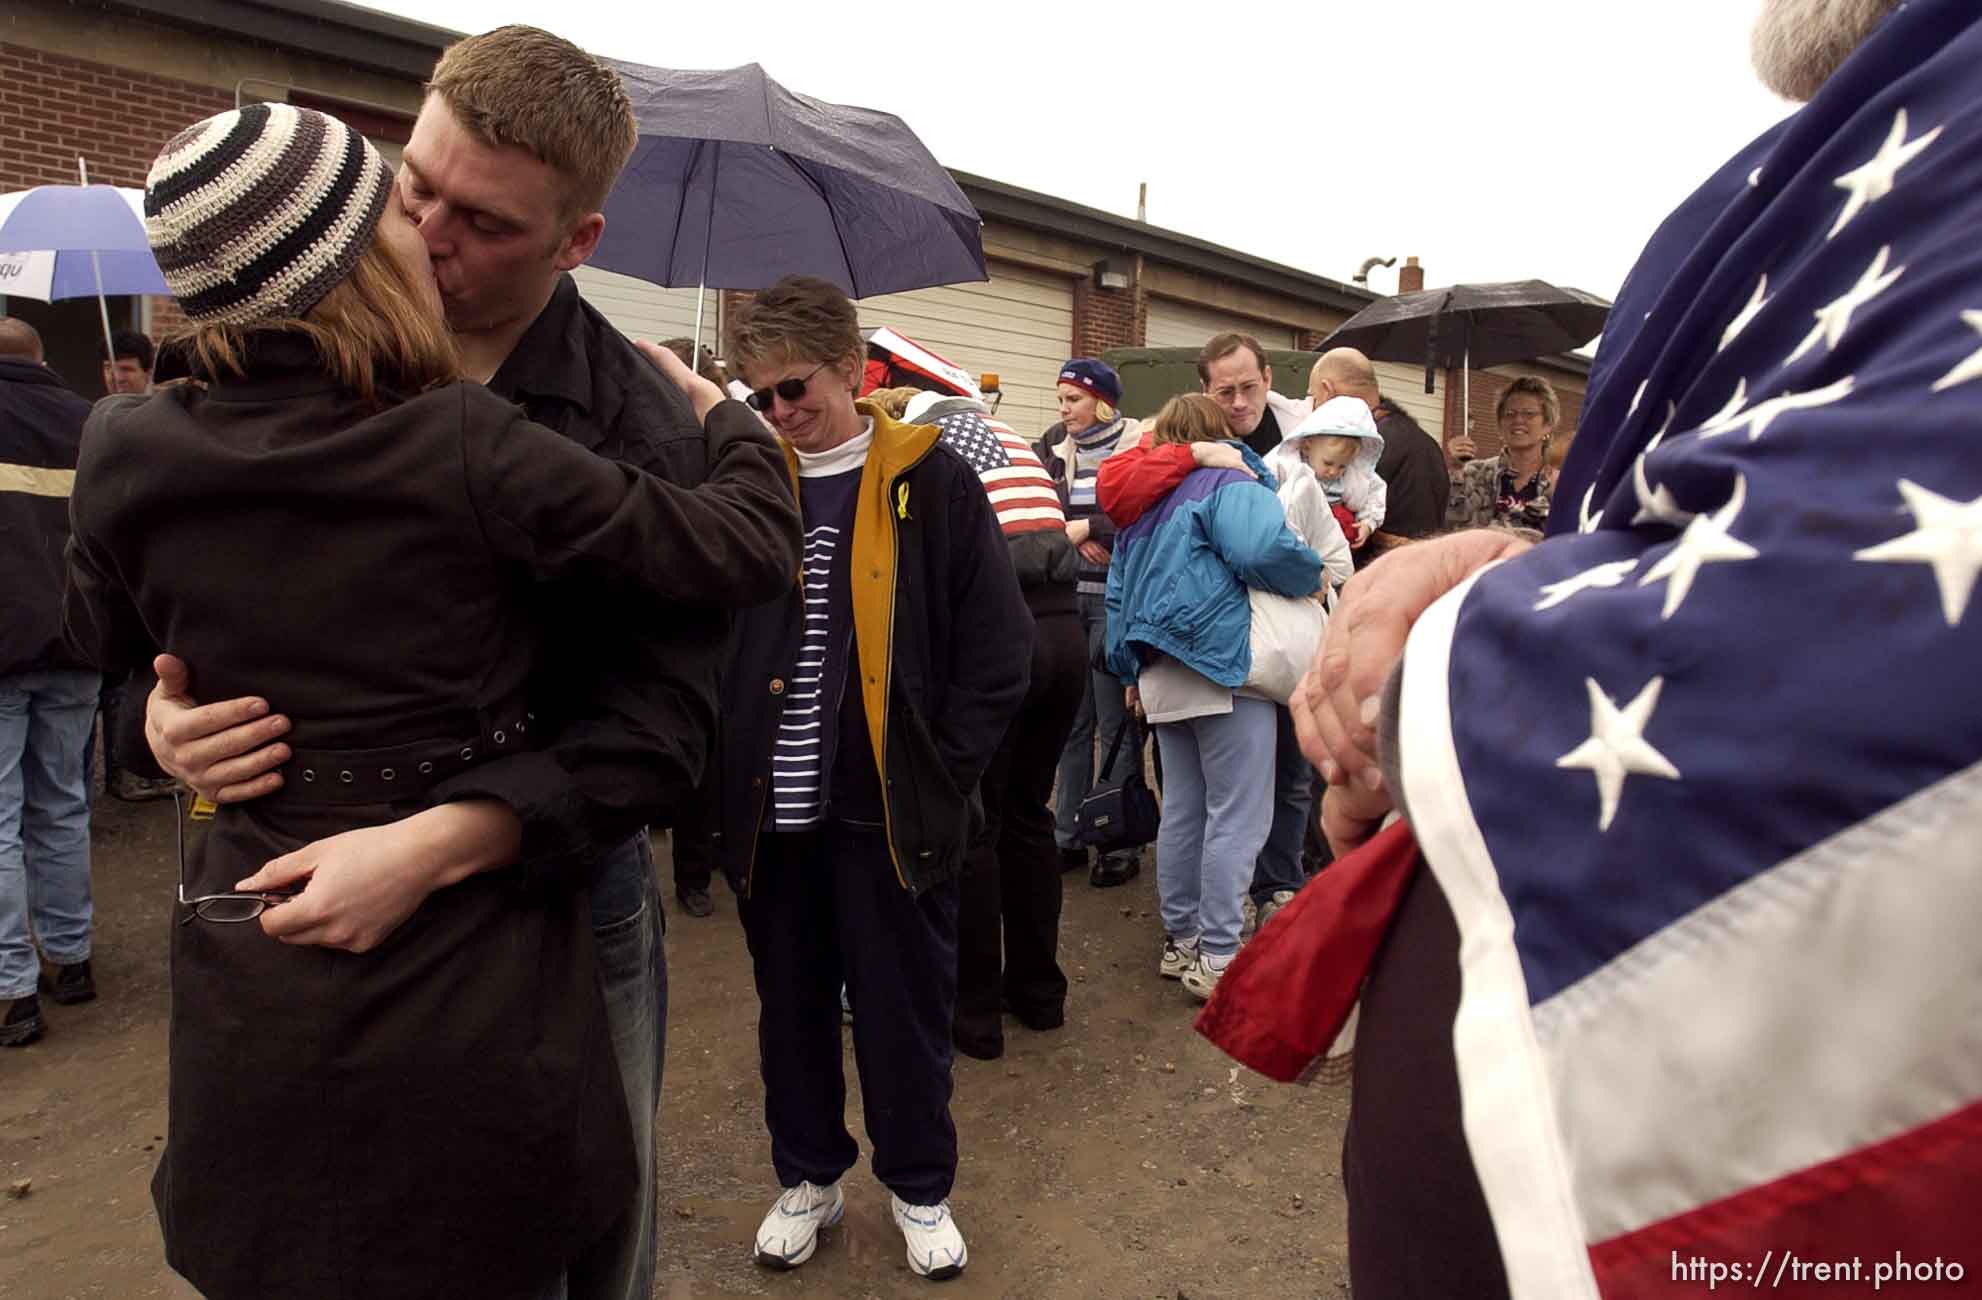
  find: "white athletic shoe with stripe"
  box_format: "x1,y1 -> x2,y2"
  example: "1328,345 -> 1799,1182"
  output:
891,1194 -> 968,1280
753,1180 -> 843,1269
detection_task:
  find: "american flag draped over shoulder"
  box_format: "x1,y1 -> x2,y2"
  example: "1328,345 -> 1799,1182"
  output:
1396,3 -> 1982,1295
933,409 -> 1066,536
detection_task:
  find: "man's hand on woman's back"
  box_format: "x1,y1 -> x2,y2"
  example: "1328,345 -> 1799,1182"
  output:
146,653 -> 292,803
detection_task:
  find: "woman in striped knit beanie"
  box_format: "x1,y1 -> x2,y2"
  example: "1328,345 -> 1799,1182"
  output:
63,103 -> 788,1300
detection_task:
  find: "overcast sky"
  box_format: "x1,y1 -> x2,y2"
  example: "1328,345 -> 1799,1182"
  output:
363,0 -> 1798,302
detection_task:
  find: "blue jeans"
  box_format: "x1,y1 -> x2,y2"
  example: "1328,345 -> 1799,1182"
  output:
565,835 -> 666,1300
0,669 -> 102,998
1250,704 -> 1313,904
1054,592 -> 1136,850
1152,697 -> 1277,957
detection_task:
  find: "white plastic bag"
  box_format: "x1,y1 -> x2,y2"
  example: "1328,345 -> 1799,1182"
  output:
1244,589 -> 1325,704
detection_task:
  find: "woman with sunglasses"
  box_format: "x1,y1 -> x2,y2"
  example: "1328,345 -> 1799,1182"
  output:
714,275 -> 1032,1281
61,106 -> 796,1300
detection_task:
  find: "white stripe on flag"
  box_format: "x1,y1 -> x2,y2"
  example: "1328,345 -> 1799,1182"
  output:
1533,757 -> 1982,1243
1398,559 -> 1600,1300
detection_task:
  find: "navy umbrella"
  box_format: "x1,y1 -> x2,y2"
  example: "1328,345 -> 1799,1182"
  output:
592,61 -> 986,345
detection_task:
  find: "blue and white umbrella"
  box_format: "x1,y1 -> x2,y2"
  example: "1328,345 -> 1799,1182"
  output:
0,247 -> 168,302
0,183 -> 165,353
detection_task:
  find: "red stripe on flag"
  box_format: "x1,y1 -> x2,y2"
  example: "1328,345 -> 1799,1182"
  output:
1589,1098 -> 1982,1296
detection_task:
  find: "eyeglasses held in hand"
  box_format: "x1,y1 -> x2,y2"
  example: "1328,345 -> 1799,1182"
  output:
745,360 -> 831,412
172,790 -> 299,925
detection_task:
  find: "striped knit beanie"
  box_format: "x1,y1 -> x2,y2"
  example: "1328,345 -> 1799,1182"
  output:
144,104 -> 392,326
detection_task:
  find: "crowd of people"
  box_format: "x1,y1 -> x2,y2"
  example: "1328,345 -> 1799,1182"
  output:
2,1 -> 1976,1296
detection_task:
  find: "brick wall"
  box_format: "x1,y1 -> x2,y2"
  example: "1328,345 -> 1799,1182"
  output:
2,41 -> 234,350
1071,278 -> 1140,357
0,42 -> 233,192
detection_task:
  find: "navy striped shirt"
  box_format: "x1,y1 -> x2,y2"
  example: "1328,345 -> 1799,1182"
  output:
767,428 -> 868,830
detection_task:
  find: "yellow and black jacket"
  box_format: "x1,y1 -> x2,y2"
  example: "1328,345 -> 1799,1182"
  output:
715,403 -> 1033,896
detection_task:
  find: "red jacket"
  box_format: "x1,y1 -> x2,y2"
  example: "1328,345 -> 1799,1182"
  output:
1094,429 -> 1196,529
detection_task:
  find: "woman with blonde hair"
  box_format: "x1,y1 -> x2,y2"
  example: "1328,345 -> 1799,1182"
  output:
1104,394 -> 1322,1000
1039,357 -> 1143,887
1445,374 -> 1562,533
63,104 -> 793,1300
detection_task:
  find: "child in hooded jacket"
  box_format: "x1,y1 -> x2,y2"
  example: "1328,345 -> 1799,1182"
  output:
1267,396 -> 1387,552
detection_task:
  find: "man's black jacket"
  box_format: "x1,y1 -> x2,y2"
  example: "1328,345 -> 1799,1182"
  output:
2,357 -> 94,675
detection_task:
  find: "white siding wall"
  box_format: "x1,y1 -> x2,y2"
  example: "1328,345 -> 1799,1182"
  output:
571,266 -> 718,348
1372,361 -> 1446,440
1143,297 -> 1298,351
855,261 -> 1075,441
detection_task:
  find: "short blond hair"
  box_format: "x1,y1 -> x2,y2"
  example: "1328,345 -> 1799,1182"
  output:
428,26 -> 636,216
725,275 -> 865,375
864,386 -> 923,419
179,237 -> 460,407
1149,393 -> 1232,446
1497,375 -> 1561,428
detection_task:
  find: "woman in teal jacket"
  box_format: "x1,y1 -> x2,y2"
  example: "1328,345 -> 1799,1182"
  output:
1103,395 -> 1323,1000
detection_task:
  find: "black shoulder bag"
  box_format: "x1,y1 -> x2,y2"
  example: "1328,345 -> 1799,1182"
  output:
1073,719 -> 1160,852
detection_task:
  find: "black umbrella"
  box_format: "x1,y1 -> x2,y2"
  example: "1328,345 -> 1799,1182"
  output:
1319,280 -> 1611,410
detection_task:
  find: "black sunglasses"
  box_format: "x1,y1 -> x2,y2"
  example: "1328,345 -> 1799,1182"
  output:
746,360 -> 831,412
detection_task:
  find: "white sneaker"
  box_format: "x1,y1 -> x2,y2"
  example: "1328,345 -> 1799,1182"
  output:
1159,934 -> 1200,980
1256,888 -> 1298,932
891,1194 -> 968,1279
1182,950 -> 1233,1003
754,1180 -> 843,1269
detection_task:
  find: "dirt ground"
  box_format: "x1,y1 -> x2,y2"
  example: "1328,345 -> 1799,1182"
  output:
0,794 -> 1353,1299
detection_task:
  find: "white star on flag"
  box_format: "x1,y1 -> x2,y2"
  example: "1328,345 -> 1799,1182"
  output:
1786,246 -> 1905,364
1631,453 -> 1692,529
1853,479 -> 1982,627
1719,275 -> 1770,352
1578,483 -> 1603,535
1534,558 -> 1639,612
1930,310 -> 1982,392
1830,107 -> 1943,239
1628,378 -> 1646,418
1638,472 -> 1760,618
1702,378 -> 1748,430
1699,376 -> 1854,441
1556,676 -> 1682,832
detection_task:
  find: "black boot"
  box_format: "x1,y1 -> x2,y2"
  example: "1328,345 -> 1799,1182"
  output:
38,959 -> 95,1005
1089,853 -> 1140,888
2,994 -> 44,1047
